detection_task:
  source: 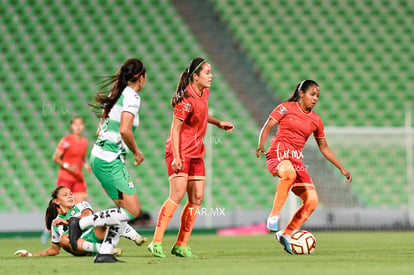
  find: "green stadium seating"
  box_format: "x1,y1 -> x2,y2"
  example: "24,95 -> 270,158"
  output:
0,0 -> 272,214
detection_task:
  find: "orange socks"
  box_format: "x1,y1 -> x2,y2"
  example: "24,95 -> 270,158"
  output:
283,189 -> 318,235
176,202 -> 199,247
153,198 -> 178,243
270,166 -> 297,217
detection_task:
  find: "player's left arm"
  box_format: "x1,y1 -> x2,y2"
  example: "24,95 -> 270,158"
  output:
315,137 -> 352,183
208,114 -> 234,133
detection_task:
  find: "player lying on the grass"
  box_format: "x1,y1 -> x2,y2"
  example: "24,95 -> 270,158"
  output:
15,186 -> 147,257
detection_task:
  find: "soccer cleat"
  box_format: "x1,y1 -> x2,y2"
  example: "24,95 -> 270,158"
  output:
171,244 -> 196,258
148,242 -> 166,258
266,216 -> 279,231
134,235 -> 148,246
111,247 -> 123,257
68,217 -> 82,251
275,231 -> 295,255
94,253 -> 123,263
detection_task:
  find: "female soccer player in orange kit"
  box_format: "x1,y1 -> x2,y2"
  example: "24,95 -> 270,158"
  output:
52,117 -> 91,203
148,58 -> 234,258
256,80 -> 352,254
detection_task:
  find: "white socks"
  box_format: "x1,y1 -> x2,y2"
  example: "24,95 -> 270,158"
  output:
79,208 -> 133,230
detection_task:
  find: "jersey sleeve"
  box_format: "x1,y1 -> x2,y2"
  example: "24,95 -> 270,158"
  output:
269,103 -> 288,122
51,224 -> 64,244
76,201 -> 93,214
173,100 -> 193,121
313,116 -> 325,138
56,137 -> 69,152
122,92 -> 140,117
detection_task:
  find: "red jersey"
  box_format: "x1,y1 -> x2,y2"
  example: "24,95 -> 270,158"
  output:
56,134 -> 88,182
268,102 -> 325,155
165,84 -> 209,158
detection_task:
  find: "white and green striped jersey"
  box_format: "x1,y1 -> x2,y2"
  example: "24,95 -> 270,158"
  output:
51,201 -> 93,244
91,86 -> 140,162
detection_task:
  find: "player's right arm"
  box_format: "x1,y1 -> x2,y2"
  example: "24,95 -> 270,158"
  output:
15,242 -> 61,257
52,146 -> 77,173
256,116 -> 278,158
170,116 -> 184,172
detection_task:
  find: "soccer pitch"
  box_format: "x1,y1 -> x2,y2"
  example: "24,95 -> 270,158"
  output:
1,232 -> 414,275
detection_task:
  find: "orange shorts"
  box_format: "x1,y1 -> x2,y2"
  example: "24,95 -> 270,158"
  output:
57,178 -> 87,193
165,152 -> 205,180
265,151 -> 312,184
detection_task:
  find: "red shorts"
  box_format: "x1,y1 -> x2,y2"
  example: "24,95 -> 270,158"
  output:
165,152 -> 205,180
57,178 -> 87,193
265,144 -> 312,184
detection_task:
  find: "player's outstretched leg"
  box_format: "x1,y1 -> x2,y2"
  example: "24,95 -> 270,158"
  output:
275,231 -> 295,255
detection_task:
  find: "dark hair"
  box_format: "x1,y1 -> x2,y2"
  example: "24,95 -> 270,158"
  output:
286,80 -> 319,102
45,186 -> 69,231
70,116 -> 83,126
90,58 -> 146,118
171,57 -> 206,107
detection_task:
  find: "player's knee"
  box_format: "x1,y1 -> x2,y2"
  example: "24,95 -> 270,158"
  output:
189,194 -> 204,206
306,196 -> 318,211
280,169 -> 297,182
129,206 -> 141,219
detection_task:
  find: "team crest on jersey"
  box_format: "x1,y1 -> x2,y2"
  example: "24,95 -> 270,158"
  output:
70,209 -> 76,216
63,142 -> 70,149
184,103 -> 192,113
278,106 -> 288,116
128,179 -> 134,189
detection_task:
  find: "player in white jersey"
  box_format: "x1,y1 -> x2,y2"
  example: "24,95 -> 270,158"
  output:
15,186 -> 146,257
69,58 -> 147,263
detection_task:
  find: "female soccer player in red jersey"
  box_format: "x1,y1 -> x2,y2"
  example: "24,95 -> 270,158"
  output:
148,58 -> 234,258
52,117 -> 91,203
256,80 -> 352,254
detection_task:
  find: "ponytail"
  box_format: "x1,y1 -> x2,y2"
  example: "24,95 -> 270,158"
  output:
44,186 -> 71,230
286,80 -> 319,102
45,199 -> 60,231
90,58 -> 146,118
171,58 -> 205,107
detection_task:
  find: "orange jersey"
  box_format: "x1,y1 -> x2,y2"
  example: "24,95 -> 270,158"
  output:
268,102 -> 325,158
165,84 -> 209,158
56,134 -> 88,182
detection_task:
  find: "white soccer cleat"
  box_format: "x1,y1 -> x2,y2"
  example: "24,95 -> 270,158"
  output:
266,216 -> 279,231
275,231 -> 295,255
134,235 -> 148,246
111,247 -> 123,257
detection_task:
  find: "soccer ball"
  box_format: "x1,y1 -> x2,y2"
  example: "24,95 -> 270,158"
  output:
290,230 -> 316,254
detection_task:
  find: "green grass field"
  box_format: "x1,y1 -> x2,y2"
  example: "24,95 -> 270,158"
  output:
1,232 -> 414,275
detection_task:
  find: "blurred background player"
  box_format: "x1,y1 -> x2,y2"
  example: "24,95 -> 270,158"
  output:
148,58 -> 234,258
256,80 -> 352,254
41,117 -> 91,244
15,186 -> 143,257
52,116 -> 91,203
68,58 -> 147,263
